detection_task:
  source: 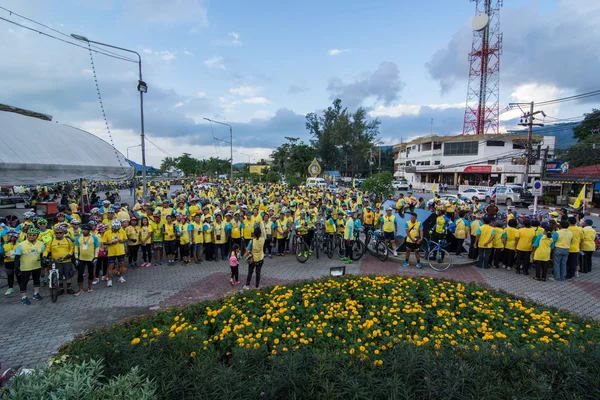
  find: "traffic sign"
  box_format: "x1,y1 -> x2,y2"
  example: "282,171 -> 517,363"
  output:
532,180 -> 543,196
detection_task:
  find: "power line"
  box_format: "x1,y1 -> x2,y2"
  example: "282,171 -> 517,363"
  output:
144,135 -> 174,158
0,15 -> 137,63
0,5 -> 137,61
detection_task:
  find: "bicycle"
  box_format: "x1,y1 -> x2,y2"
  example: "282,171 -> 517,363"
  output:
419,237 -> 452,272
364,229 -> 389,261
47,261 -> 60,303
295,232 -> 310,263
322,233 -> 336,258
338,233 -> 365,261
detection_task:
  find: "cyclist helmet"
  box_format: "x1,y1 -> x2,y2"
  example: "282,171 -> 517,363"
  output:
81,224 -> 91,231
346,210 -> 352,216
71,219 -> 81,225
96,223 -> 108,232
36,218 -> 48,226
111,220 -> 122,230
58,205 -> 67,212
90,207 -> 100,214
102,200 -> 111,205
300,210 -> 306,215
88,220 -> 97,226
7,229 -> 19,238
108,207 -> 115,213
23,211 -> 36,219
53,225 -> 65,233
28,227 -> 40,235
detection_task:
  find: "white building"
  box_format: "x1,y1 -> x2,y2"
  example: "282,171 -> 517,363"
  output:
393,134 -> 556,187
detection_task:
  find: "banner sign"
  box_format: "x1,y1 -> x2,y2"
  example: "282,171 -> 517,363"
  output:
546,162 -> 569,174
464,165 -> 492,173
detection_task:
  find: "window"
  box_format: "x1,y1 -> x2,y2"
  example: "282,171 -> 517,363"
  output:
487,160 -> 496,165
443,141 -> 479,156
486,140 -> 505,147
513,143 -> 525,149
434,160 -> 441,165
422,142 -> 432,151
418,144 -> 421,152
433,142 -> 442,150
423,161 -> 431,166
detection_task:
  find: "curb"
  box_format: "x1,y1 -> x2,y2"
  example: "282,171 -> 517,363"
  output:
382,253 -> 477,267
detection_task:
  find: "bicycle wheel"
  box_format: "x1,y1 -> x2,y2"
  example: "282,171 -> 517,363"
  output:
326,238 -> 334,259
351,241 -> 364,261
50,271 -> 59,303
375,241 -> 388,261
337,238 -> 345,258
296,241 -> 309,263
427,248 -> 452,272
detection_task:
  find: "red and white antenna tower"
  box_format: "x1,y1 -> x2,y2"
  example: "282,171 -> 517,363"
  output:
462,0 -> 503,135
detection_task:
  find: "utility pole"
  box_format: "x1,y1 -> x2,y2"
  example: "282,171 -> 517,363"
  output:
378,147 -> 382,171
517,101 -> 545,190
541,146 -> 549,180
368,149 -> 373,177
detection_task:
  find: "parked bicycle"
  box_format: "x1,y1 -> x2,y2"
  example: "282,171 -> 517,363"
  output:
364,229 -> 389,261
419,237 -> 453,272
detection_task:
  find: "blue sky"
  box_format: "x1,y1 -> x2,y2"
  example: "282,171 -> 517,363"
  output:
0,0 -> 598,166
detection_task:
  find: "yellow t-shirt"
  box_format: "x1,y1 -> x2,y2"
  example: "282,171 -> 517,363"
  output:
17,240 -> 44,271
503,227 -> 519,250
242,219 -> 254,240
477,225 -> 495,249
382,215 -> 395,233
180,223 -> 191,245
102,229 -> 127,257
249,237 -> 265,262
516,227 -> 535,252
230,220 -> 241,239
3,242 -> 18,263
151,221 -> 163,242
163,223 -> 178,242
363,211 -> 375,225
470,219 -> 482,236
554,229 -> 573,249
454,218 -> 468,240
191,222 -> 204,244
582,226 -> 596,252
567,226 -> 583,253
43,237 -> 74,260
203,222 -> 213,243
492,228 -> 505,249
213,222 -> 226,244
139,225 -> 153,245
405,221 -> 421,243
533,234 -> 553,262
75,234 -> 99,261
125,226 -> 140,246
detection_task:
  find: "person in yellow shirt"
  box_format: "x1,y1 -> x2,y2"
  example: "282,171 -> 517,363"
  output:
191,213 -> 204,264
395,195 -> 406,218
566,217 -> 584,279
580,219 -> 596,273
403,212 -> 423,268
380,207 -> 398,257
502,218 -> 519,271
552,220 -> 573,281
363,206 -> 375,233
530,226 -> 554,281
275,212 -> 289,256
203,214 -> 215,261
475,216 -> 495,269
3,230 -> 20,296
139,217 -> 153,267
454,210 -> 469,258
342,210 -> 355,263
491,221 -> 505,268
178,215 -> 192,265
15,228 -> 45,305
102,220 -> 128,287
125,218 -> 141,268
515,219 -> 536,275
162,214 -> 180,266
468,213 -> 482,260
43,226 -> 75,294
151,213 -> 164,266
213,213 -> 228,261
74,224 -> 100,294
244,227 -> 265,290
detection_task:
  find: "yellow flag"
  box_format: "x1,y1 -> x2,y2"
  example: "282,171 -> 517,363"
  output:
573,185 -> 585,209
431,182 -> 438,193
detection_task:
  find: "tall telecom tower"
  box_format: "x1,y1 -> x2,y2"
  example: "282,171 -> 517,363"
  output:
462,0 -> 503,135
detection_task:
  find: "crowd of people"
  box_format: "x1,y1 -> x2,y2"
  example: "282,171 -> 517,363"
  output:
0,180 -> 597,305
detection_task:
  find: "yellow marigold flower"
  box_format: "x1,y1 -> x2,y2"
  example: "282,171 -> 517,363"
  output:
190,351 -> 197,358
131,338 -> 141,345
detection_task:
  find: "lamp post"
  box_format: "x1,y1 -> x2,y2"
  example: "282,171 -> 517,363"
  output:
71,33 -> 148,202
239,151 -> 257,165
127,144 -> 141,160
203,118 -> 233,182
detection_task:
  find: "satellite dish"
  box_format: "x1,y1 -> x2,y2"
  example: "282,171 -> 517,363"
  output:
472,13 -> 489,31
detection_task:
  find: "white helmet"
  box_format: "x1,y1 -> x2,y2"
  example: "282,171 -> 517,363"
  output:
23,211 -> 36,219
111,220 -> 122,230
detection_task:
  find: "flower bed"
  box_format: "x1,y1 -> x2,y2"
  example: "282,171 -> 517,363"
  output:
60,275 -> 600,399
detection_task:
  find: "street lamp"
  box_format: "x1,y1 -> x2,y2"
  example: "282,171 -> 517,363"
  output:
127,144 -> 141,160
239,151 -> 257,165
71,33 -> 149,202
203,118 -> 233,182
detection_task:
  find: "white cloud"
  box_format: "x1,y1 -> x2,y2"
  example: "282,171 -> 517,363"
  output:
204,56 -> 226,69
243,97 -> 270,105
184,50 -> 194,56
500,83 -> 564,121
143,48 -> 153,54
252,110 -> 270,120
369,102 -> 464,118
229,85 -> 263,97
328,48 -> 351,56
157,50 -> 176,61
215,32 -> 243,47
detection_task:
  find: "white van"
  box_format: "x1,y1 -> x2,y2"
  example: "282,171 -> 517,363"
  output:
306,177 -> 327,188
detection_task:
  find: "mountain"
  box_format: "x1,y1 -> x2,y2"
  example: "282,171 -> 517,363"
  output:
527,122 -> 579,149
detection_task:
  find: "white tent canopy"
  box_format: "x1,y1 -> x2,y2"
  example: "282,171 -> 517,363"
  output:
0,110 -> 134,185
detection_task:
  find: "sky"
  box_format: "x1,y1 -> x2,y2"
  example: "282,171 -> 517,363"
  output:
0,0 -> 599,168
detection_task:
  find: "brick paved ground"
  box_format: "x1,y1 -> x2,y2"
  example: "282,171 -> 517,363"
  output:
1,249 -> 598,369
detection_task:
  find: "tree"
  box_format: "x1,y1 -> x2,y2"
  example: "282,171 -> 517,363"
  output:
269,137 -> 316,177
305,99 -> 380,176
562,135 -> 600,167
573,109 -> 600,142
285,174 -> 304,188
360,171 -> 394,201
159,157 -> 177,172
177,153 -> 199,176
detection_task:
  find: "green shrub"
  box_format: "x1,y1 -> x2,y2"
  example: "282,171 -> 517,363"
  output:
59,276 -> 600,399
2,359 -> 157,400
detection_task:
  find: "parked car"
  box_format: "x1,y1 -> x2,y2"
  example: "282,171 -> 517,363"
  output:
306,177 -> 328,188
393,180 -> 410,191
459,188 -> 492,203
427,194 -> 472,209
493,185 -> 533,207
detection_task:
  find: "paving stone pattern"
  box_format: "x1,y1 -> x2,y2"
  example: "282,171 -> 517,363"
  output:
1,249 -> 599,370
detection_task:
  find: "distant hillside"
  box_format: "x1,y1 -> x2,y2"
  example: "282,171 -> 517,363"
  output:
528,122 -> 579,149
